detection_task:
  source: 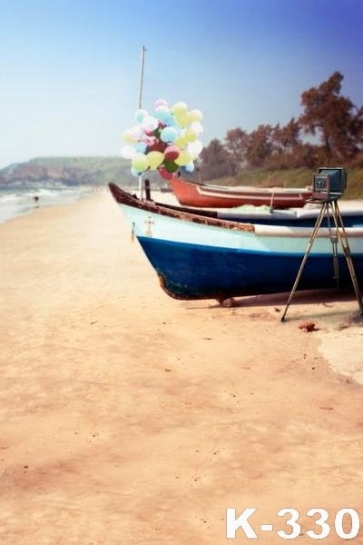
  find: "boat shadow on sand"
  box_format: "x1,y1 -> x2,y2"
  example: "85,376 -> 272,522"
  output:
198,289 -> 363,323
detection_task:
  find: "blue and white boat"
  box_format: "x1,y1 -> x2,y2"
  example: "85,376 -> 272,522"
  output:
108,183 -> 363,301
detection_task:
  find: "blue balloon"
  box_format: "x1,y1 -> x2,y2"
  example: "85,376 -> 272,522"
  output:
135,108 -> 148,123
135,141 -> 148,153
154,107 -> 173,125
160,126 -> 179,143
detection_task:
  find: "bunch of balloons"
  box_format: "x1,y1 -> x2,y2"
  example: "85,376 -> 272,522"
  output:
121,99 -> 203,180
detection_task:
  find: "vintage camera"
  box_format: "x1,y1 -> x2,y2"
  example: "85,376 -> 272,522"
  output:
312,167 -> 347,200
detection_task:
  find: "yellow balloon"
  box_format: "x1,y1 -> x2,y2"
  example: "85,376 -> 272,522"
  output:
123,129 -> 137,143
174,111 -> 189,128
184,111 -> 194,126
132,153 -> 149,172
189,109 -> 203,122
147,151 -> 164,170
171,101 -> 188,115
174,136 -> 187,149
175,150 -> 191,166
184,128 -> 197,142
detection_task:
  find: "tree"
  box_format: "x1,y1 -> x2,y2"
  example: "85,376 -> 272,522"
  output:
200,139 -> 235,180
224,128 -> 249,171
299,71 -> 363,161
245,125 -> 274,167
272,118 -> 301,155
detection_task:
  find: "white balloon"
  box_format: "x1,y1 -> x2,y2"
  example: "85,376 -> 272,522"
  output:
190,121 -> 204,135
121,145 -> 137,159
128,124 -> 144,139
187,140 -> 203,156
141,115 -> 159,132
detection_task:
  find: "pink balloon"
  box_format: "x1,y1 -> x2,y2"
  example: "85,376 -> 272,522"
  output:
164,145 -> 180,161
154,98 -> 168,108
158,167 -> 173,180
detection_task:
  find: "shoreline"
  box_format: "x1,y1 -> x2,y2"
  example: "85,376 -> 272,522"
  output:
0,185 -> 97,226
1,188 -> 363,544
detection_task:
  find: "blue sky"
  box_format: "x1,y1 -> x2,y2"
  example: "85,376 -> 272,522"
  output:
1,0 -> 363,168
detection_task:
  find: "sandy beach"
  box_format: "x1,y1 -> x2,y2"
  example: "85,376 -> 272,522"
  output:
1,187 -> 363,544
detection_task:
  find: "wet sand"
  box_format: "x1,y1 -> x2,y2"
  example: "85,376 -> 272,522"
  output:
0,188 -> 363,544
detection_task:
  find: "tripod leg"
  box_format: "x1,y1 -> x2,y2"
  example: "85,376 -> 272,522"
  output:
331,234 -> 340,286
333,202 -> 363,314
325,203 -> 340,286
281,203 -> 327,322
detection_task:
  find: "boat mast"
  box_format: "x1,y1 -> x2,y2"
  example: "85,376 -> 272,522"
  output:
138,45 -> 147,199
138,45 -> 146,109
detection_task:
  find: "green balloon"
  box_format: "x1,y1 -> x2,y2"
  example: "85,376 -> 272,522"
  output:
164,160 -> 179,173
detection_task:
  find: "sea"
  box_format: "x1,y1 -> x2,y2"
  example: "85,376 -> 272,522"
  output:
0,185 -> 95,226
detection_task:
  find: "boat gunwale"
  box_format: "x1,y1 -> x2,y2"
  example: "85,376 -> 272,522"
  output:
108,182 -> 255,233
196,182 -> 312,197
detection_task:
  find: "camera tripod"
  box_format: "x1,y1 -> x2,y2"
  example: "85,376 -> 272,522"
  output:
281,197 -> 363,321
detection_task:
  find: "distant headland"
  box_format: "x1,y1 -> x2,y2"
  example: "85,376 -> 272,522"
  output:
0,157 -> 141,189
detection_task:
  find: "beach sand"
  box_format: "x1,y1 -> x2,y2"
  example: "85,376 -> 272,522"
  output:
1,188 -> 363,544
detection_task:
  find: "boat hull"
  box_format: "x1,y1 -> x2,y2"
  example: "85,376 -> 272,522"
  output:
170,177 -> 313,209
139,236 -> 363,300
